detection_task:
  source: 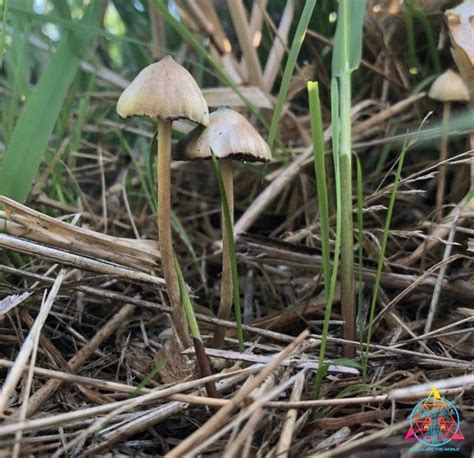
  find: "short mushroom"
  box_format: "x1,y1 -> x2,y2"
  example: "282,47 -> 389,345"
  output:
175,108 -> 271,347
117,55 -> 209,348
428,69 -> 469,220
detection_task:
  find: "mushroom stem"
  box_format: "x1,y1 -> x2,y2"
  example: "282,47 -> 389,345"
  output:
436,102 -> 451,222
470,102 -> 474,194
213,158 -> 234,348
157,120 -> 191,348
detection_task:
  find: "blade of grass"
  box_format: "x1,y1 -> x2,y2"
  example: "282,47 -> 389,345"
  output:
355,155 -> 364,348
174,255 -> 218,398
313,76 -> 343,398
7,3 -> 145,47
0,0 -> 8,70
0,1 -> 102,202
308,82 -> 330,302
332,0 -> 366,76
331,0 -> 366,358
405,0 -> 441,75
4,0 -> 31,144
362,142 -> 409,379
267,0 -> 317,149
131,355 -> 169,397
307,81 -> 333,399
211,154 -> 244,352
403,1 -> 418,75
174,255 -> 203,344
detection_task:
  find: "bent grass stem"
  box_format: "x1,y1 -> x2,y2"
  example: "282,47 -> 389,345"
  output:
213,158 -> 234,348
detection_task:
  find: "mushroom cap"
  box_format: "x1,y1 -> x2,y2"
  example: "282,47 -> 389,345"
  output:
174,108 -> 271,162
117,55 -> 209,126
428,69 -> 470,102
445,2 -> 474,81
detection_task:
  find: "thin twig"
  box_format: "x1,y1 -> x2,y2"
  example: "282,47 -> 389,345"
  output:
0,269 -> 66,415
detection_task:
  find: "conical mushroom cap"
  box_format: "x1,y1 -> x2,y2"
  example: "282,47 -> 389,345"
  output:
428,69 -> 470,102
174,108 -> 271,162
117,55 -> 209,126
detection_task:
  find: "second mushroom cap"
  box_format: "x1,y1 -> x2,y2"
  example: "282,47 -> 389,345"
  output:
175,108 -> 271,162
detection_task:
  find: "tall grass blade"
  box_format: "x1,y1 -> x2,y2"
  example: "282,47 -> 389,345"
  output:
308,82 -> 330,296
267,0 -> 317,148
0,1 -> 102,203
174,255 -> 218,398
405,0 -> 441,75
211,154 -> 244,352
332,0 -> 366,76
332,0 -> 366,358
403,2 -> 418,75
355,155 -> 364,347
362,142 -> 409,379
4,0 -> 31,144
174,255 -> 202,341
307,81 -> 333,398
0,0 -> 8,70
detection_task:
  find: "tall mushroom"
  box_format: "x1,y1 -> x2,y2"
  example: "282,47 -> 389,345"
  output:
175,108 -> 271,347
117,56 -> 209,348
428,69 -> 469,220
445,1 -> 474,100
445,1 -> 474,192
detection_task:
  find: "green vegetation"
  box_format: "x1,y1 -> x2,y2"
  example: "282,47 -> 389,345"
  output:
0,1 -> 472,455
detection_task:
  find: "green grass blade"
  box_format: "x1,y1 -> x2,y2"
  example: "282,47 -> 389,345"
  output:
331,78 -> 340,176
308,82 -> 330,293
403,2 -> 418,75
211,154 -> 244,352
314,77 -> 344,397
131,355 -> 169,396
3,0 -> 32,144
175,254 -> 218,398
332,0 -> 366,358
174,255 -> 201,340
267,0 -> 317,148
362,142 -> 409,379
0,0 -> 8,70
0,1 -> 102,202
355,155 -> 364,348
405,0 -> 441,75
411,6 -> 441,74
332,0 -> 366,76
307,81 -> 334,398
7,3 -> 145,47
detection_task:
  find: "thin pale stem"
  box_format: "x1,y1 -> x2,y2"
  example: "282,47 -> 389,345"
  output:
157,120 -> 191,348
469,102 -> 474,194
339,72 -> 355,359
436,102 -> 450,222
213,158 -> 234,348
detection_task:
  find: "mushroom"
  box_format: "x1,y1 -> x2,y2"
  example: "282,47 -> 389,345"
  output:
445,1 -> 474,100
117,56 -> 209,348
445,1 -> 474,193
175,108 -> 271,347
428,69 -> 469,220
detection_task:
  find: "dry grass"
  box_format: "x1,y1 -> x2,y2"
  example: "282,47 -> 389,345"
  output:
0,0 -> 473,456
